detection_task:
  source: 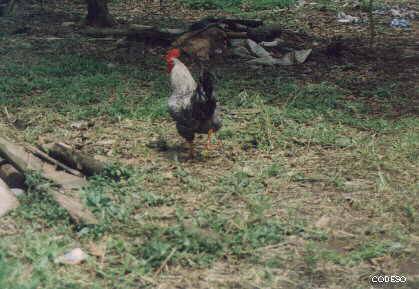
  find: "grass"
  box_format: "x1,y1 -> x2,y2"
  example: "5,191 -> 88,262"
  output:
0,53 -> 169,120
0,1 -> 418,288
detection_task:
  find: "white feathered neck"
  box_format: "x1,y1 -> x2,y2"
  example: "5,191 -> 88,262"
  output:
170,58 -> 197,95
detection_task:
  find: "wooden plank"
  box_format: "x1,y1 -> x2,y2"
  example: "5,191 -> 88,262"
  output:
51,190 -> 98,225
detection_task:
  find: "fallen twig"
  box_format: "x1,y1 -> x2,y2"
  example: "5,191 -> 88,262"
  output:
153,247 -> 177,279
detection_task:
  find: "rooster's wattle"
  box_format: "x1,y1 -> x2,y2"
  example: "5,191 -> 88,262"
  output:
165,48 -> 222,157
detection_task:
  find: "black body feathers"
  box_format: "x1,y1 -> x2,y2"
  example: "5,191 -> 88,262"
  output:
192,70 -> 216,120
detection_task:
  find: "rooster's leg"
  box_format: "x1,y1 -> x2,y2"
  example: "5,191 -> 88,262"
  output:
205,129 -> 214,150
187,140 -> 195,159
205,129 -> 223,150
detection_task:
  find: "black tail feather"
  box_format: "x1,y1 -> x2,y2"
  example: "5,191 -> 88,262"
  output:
192,69 -> 216,120
200,69 -> 213,98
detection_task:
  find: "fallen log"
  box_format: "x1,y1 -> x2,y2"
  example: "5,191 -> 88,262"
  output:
0,137 -> 96,224
26,145 -> 83,177
0,177 -> 19,218
0,163 -> 25,189
44,143 -> 106,177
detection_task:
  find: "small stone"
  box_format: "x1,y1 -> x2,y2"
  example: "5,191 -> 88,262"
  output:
55,248 -> 88,265
390,18 -> 410,29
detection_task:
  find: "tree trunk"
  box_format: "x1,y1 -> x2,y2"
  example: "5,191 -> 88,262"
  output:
85,0 -> 115,27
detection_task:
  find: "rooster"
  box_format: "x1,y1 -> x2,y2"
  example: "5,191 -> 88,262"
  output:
165,48 -> 222,158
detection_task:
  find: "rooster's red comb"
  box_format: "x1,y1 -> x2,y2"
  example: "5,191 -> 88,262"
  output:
166,48 -> 181,62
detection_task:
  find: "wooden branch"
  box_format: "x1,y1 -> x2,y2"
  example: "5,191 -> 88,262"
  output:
44,143 -> 106,177
153,247 -> 177,278
217,18 -> 263,28
81,25 -> 186,43
26,146 -> 83,177
0,177 -> 19,218
189,17 -> 263,31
